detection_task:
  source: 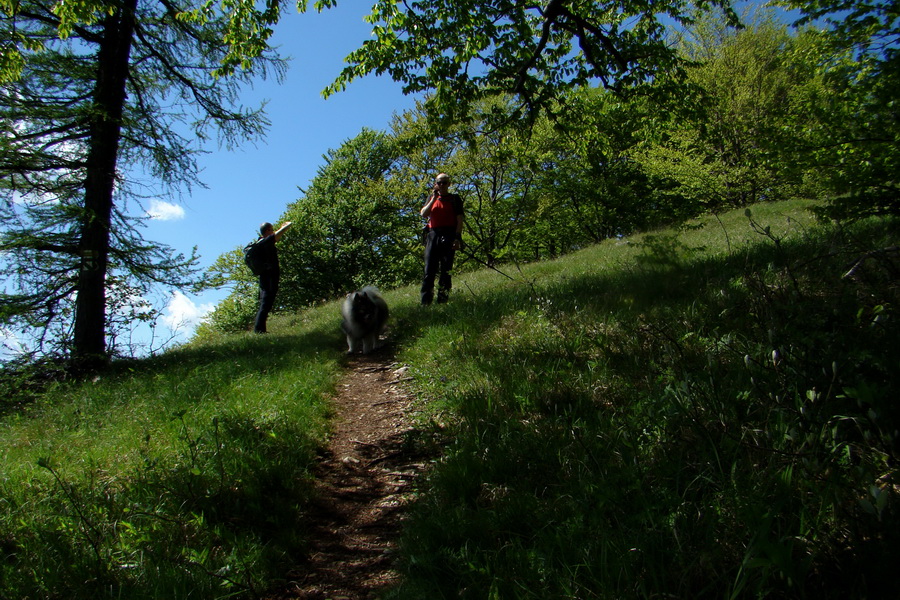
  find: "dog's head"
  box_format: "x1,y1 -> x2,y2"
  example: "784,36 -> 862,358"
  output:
350,291 -> 378,320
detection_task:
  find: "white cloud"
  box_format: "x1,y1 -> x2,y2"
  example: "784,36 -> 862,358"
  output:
161,291 -> 215,332
0,326 -> 28,360
146,200 -> 185,221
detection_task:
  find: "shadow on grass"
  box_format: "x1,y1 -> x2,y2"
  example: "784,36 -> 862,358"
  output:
383,216 -> 900,599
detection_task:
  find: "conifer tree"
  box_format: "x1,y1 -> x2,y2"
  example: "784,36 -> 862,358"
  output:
0,0 -> 284,367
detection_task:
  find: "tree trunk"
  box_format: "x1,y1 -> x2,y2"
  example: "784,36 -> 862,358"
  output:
72,0 -> 138,369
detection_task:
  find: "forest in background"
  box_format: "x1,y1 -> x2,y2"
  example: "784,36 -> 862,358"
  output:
197,7 -> 898,336
2,1 -> 897,366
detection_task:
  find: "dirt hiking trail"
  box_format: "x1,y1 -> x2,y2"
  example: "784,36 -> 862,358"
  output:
269,349 -> 429,599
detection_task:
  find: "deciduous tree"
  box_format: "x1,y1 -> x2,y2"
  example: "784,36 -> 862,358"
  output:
633,12 -> 822,211
780,0 -> 900,217
202,128 -> 415,332
324,0 -> 739,125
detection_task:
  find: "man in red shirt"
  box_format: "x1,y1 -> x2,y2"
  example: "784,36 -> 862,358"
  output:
420,173 -> 464,305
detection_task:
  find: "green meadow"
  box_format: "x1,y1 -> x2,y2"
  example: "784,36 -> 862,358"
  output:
2,199 -> 898,598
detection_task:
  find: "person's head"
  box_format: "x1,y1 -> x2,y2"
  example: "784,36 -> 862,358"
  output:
260,222 -> 274,237
435,173 -> 451,189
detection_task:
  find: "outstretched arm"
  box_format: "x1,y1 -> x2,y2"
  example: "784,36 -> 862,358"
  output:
274,221 -> 292,242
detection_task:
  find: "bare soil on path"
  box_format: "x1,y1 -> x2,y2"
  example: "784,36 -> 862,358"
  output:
270,349 -> 429,600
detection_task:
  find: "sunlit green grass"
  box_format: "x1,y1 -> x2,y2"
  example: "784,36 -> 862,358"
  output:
0,305 -> 343,598
1,199 -> 896,599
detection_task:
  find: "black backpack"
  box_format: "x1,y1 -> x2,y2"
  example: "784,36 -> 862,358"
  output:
243,238 -> 267,275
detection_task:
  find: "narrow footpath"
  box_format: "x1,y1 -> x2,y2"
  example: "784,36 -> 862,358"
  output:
273,351 -> 426,599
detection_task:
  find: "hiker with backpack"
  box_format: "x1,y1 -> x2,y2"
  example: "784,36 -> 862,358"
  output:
247,221 -> 292,334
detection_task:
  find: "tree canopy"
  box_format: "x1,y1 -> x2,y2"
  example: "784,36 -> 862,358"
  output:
4,0 -> 899,358
324,0 -> 740,124
200,4 -> 900,333
780,0 -> 900,217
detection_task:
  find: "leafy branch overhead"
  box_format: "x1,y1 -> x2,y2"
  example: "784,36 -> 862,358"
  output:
323,0 -> 740,122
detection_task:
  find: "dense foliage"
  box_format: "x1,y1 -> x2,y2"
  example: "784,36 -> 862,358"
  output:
204,8 -> 898,334
324,0 -> 739,126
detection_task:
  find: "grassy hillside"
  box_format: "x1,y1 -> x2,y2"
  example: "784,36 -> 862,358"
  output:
384,200 -> 900,599
2,199 -> 898,598
0,311 -> 344,597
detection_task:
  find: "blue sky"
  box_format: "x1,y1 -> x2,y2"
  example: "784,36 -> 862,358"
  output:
140,4 -> 422,346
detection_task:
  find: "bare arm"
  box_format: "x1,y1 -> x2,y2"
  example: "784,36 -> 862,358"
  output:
274,221 -> 292,242
420,192 -> 438,217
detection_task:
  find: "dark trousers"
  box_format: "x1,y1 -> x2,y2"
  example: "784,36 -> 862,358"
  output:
254,271 -> 279,333
421,228 -> 456,305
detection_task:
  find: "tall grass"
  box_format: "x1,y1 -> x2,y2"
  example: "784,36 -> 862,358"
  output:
385,200 -> 900,599
0,307 -> 342,598
2,199 -> 897,598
